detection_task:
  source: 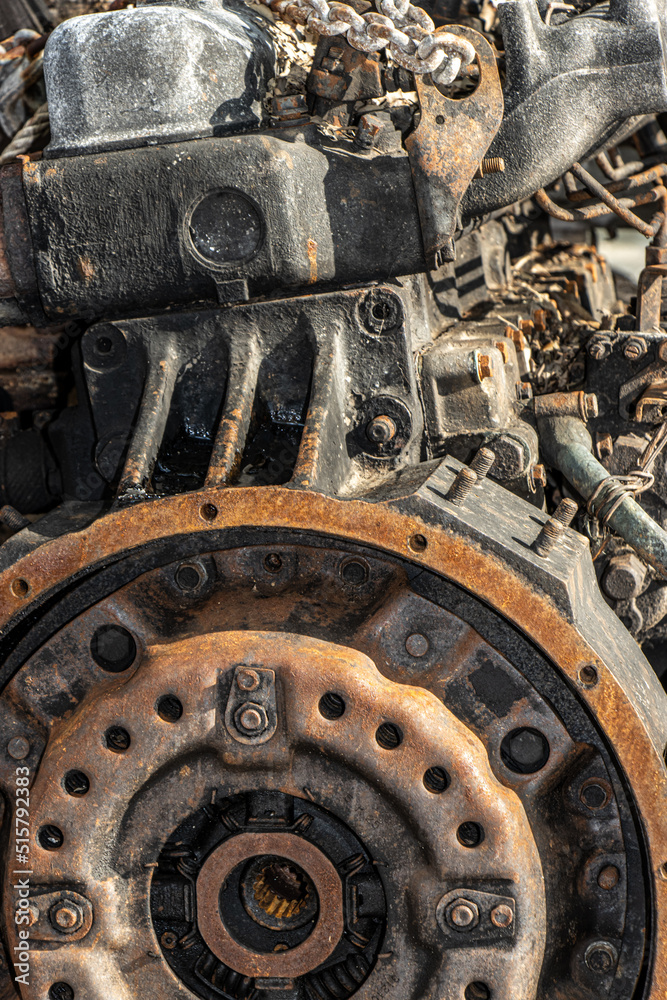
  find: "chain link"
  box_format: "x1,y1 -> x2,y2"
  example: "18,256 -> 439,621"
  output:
268,0 -> 476,84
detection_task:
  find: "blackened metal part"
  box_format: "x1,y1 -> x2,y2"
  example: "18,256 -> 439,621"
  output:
43,0 -> 276,156
0,518 -> 652,1000
20,131 -> 425,320
462,0 -> 667,219
0,163 -> 45,326
0,429 -> 60,513
405,26 -> 503,267
80,286 -> 425,498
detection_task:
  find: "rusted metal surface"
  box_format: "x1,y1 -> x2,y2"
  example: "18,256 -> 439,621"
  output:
405,26 -> 503,267
197,831 -> 345,977
0,471 -> 664,998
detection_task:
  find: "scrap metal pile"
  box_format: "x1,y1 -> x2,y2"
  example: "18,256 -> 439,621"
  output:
0,0 -> 666,999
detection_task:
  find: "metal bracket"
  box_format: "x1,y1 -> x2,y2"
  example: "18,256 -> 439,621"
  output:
404,26 -> 503,269
436,887 -> 516,946
225,666 -> 278,745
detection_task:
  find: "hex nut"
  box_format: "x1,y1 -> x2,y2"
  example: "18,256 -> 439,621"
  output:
366,415 -> 396,445
445,897 -> 479,930
50,902 -> 84,933
235,702 -> 268,734
602,553 -> 646,600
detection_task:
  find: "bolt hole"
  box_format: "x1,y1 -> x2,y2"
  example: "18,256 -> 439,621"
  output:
264,553 -> 283,573
49,984 -> 74,1000
161,930 -> 178,950
96,336 -> 113,355
376,722 -> 403,749
408,533 -> 427,553
659,861 -> 667,881
319,692 -> 346,720
457,821 -> 484,848
200,503 -> 218,522
579,663 -> 598,687
423,766 -> 449,793
63,770 -> 89,797
465,984 -> 490,1000
175,564 -> 203,591
372,302 -> 392,321
10,578 -> 29,598
105,725 -> 131,753
157,694 -> 183,723
38,824 -> 64,851
580,777 -> 611,810
341,558 -> 368,585
91,624 -> 136,673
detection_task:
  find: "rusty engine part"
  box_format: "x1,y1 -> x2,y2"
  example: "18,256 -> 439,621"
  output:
0,0 -> 666,1000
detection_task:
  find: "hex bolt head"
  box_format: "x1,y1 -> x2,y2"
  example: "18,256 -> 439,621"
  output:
490,904 -> 513,928
445,467 -> 478,506
445,898 -> 479,930
602,553 -> 646,600
624,337 -> 647,361
476,353 -> 493,381
235,702 -> 268,734
585,941 -> 618,973
50,902 -> 83,933
366,415 -> 396,445
7,736 -> 30,760
237,669 -> 260,692
582,393 -> 599,419
530,464 -> 547,488
588,338 -> 611,361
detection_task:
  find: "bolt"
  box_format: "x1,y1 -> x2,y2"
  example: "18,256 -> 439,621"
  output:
624,337 -> 647,361
585,941 -> 618,974
532,517 -> 564,557
445,467 -> 478,506
469,447 -> 495,479
0,505 -> 29,532
602,553 -> 646,600
366,415 -> 396,445
445,897 -> 479,930
50,902 -> 83,933
582,393 -> 599,419
7,736 -> 30,760
264,553 -> 283,573
588,337 -> 611,361
235,702 -> 268,735
476,353 -> 493,380
17,904 -> 38,927
552,498 -> 578,527
476,157 -> 505,176
530,464 -> 547,488
405,633 -> 429,657
237,669 -> 260,692
490,904 -> 513,928
503,727 -> 549,772
597,865 -> 620,890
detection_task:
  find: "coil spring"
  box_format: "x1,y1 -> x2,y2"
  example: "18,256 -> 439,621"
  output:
306,953 -> 371,1000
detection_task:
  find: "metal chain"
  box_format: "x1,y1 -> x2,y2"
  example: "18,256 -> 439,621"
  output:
268,0 -> 476,84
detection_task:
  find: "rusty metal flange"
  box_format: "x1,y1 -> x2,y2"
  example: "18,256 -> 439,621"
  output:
0,457 -> 665,997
